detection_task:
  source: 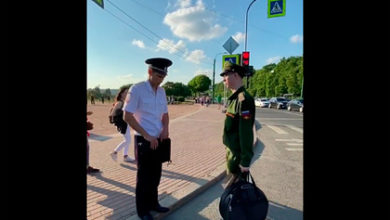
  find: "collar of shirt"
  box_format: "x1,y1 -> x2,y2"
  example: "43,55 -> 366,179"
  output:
228,86 -> 245,101
146,80 -> 159,95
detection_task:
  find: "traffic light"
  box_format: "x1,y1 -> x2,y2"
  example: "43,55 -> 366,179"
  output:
242,51 -> 250,67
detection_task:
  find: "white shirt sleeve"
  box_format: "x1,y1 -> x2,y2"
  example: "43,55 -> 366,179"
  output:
161,88 -> 168,114
124,85 -> 139,113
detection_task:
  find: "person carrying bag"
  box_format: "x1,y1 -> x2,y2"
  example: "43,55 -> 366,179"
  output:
219,171 -> 269,220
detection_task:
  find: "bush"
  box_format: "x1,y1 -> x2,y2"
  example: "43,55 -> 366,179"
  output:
177,96 -> 185,102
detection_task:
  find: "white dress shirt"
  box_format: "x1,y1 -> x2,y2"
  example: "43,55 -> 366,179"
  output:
123,80 -> 168,138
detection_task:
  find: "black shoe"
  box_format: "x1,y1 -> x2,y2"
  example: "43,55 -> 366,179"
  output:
140,213 -> 153,220
87,166 -> 100,174
151,204 -> 170,213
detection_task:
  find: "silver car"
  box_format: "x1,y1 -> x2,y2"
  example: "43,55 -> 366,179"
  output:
255,98 -> 270,108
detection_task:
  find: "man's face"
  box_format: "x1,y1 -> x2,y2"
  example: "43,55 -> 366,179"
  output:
149,69 -> 166,86
222,71 -> 238,89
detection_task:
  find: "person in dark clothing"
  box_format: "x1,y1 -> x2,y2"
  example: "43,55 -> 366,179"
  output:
87,111 -> 100,174
220,61 -> 255,187
123,58 -> 172,220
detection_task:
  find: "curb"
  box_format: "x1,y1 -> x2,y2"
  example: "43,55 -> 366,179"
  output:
125,135 -> 261,220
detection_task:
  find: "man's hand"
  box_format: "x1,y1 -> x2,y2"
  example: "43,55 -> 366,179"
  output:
239,164 -> 250,173
144,134 -> 158,150
159,127 -> 169,142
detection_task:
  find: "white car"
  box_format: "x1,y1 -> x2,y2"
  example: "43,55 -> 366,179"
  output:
255,98 -> 269,108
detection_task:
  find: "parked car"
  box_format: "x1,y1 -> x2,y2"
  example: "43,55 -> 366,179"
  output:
268,97 -> 288,109
287,99 -> 304,112
255,98 -> 269,108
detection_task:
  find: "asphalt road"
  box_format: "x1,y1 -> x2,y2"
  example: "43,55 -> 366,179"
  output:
163,107 -> 303,220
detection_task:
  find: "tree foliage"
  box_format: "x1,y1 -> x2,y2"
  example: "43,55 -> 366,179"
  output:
187,74 -> 211,95
248,56 -> 303,98
162,81 -> 191,97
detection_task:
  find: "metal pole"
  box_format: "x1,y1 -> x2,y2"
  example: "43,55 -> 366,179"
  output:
245,0 -> 257,51
245,0 -> 257,89
212,58 -> 216,104
301,76 -> 304,98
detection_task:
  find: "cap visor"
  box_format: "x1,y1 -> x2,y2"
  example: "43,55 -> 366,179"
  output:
220,71 -> 227,76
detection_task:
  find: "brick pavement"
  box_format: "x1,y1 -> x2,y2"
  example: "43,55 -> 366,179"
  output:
87,104 -> 229,220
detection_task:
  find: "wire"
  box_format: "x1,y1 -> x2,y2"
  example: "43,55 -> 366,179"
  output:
92,0 -> 215,67
106,0 -> 192,58
105,9 -> 159,45
104,9 -> 191,62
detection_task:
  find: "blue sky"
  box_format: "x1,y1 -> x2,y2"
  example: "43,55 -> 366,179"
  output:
87,0 -> 303,89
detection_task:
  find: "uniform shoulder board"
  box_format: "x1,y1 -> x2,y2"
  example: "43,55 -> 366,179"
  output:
238,92 -> 245,102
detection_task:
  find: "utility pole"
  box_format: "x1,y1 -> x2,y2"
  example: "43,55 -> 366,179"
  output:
244,0 -> 257,89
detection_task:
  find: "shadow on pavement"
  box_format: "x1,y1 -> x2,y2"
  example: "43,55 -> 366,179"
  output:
251,137 -> 266,165
267,201 -> 303,220
255,120 -> 262,131
88,133 -> 113,142
93,172 -> 136,193
120,164 -> 209,186
87,182 -> 136,220
162,182 -> 225,220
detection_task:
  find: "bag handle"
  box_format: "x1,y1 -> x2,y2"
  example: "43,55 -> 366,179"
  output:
239,171 -> 258,188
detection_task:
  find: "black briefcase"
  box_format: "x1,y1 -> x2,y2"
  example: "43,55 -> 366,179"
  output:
219,172 -> 269,220
157,138 -> 171,163
136,136 -> 171,163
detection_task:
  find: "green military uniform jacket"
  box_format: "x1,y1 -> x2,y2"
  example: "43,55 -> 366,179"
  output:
223,86 -> 255,174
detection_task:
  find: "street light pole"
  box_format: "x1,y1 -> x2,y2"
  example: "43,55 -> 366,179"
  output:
245,0 -> 257,51
213,52 -> 227,104
300,76 -> 304,98
244,0 -> 257,89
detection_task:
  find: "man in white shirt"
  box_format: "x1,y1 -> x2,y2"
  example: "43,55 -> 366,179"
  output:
123,58 -> 172,220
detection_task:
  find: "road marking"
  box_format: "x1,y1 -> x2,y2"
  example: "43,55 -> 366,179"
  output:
286,148 -> 303,151
286,143 -> 303,146
285,125 -> 303,134
275,138 -> 303,142
267,125 -> 288,134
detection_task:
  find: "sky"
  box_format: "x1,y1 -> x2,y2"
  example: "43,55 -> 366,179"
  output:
87,0 -> 303,89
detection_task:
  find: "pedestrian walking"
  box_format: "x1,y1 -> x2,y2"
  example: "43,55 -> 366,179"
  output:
90,95 -> 95,104
123,57 -> 172,220
220,61 -> 255,187
101,96 -> 105,104
109,87 -> 135,163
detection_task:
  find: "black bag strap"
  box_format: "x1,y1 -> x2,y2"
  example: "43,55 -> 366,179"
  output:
238,171 -> 258,188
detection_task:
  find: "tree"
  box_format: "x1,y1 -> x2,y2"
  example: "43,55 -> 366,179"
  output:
245,56 -> 303,98
188,75 -> 211,96
104,88 -> 112,98
162,81 -> 191,97
90,86 -> 102,99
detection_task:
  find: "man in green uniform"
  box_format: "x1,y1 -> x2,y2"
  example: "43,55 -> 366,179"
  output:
220,61 -> 255,185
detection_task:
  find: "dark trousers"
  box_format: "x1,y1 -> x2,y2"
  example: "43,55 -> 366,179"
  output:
86,135 -> 89,167
134,135 -> 162,217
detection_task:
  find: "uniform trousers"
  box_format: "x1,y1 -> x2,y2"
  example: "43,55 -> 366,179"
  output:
134,135 -> 162,217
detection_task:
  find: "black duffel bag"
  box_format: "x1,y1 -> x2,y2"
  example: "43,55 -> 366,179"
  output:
219,172 -> 269,220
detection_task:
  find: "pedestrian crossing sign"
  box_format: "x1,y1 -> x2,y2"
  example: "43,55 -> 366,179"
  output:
268,0 -> 286,18
92,0 -> 104,9
222,54 -> 241,69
